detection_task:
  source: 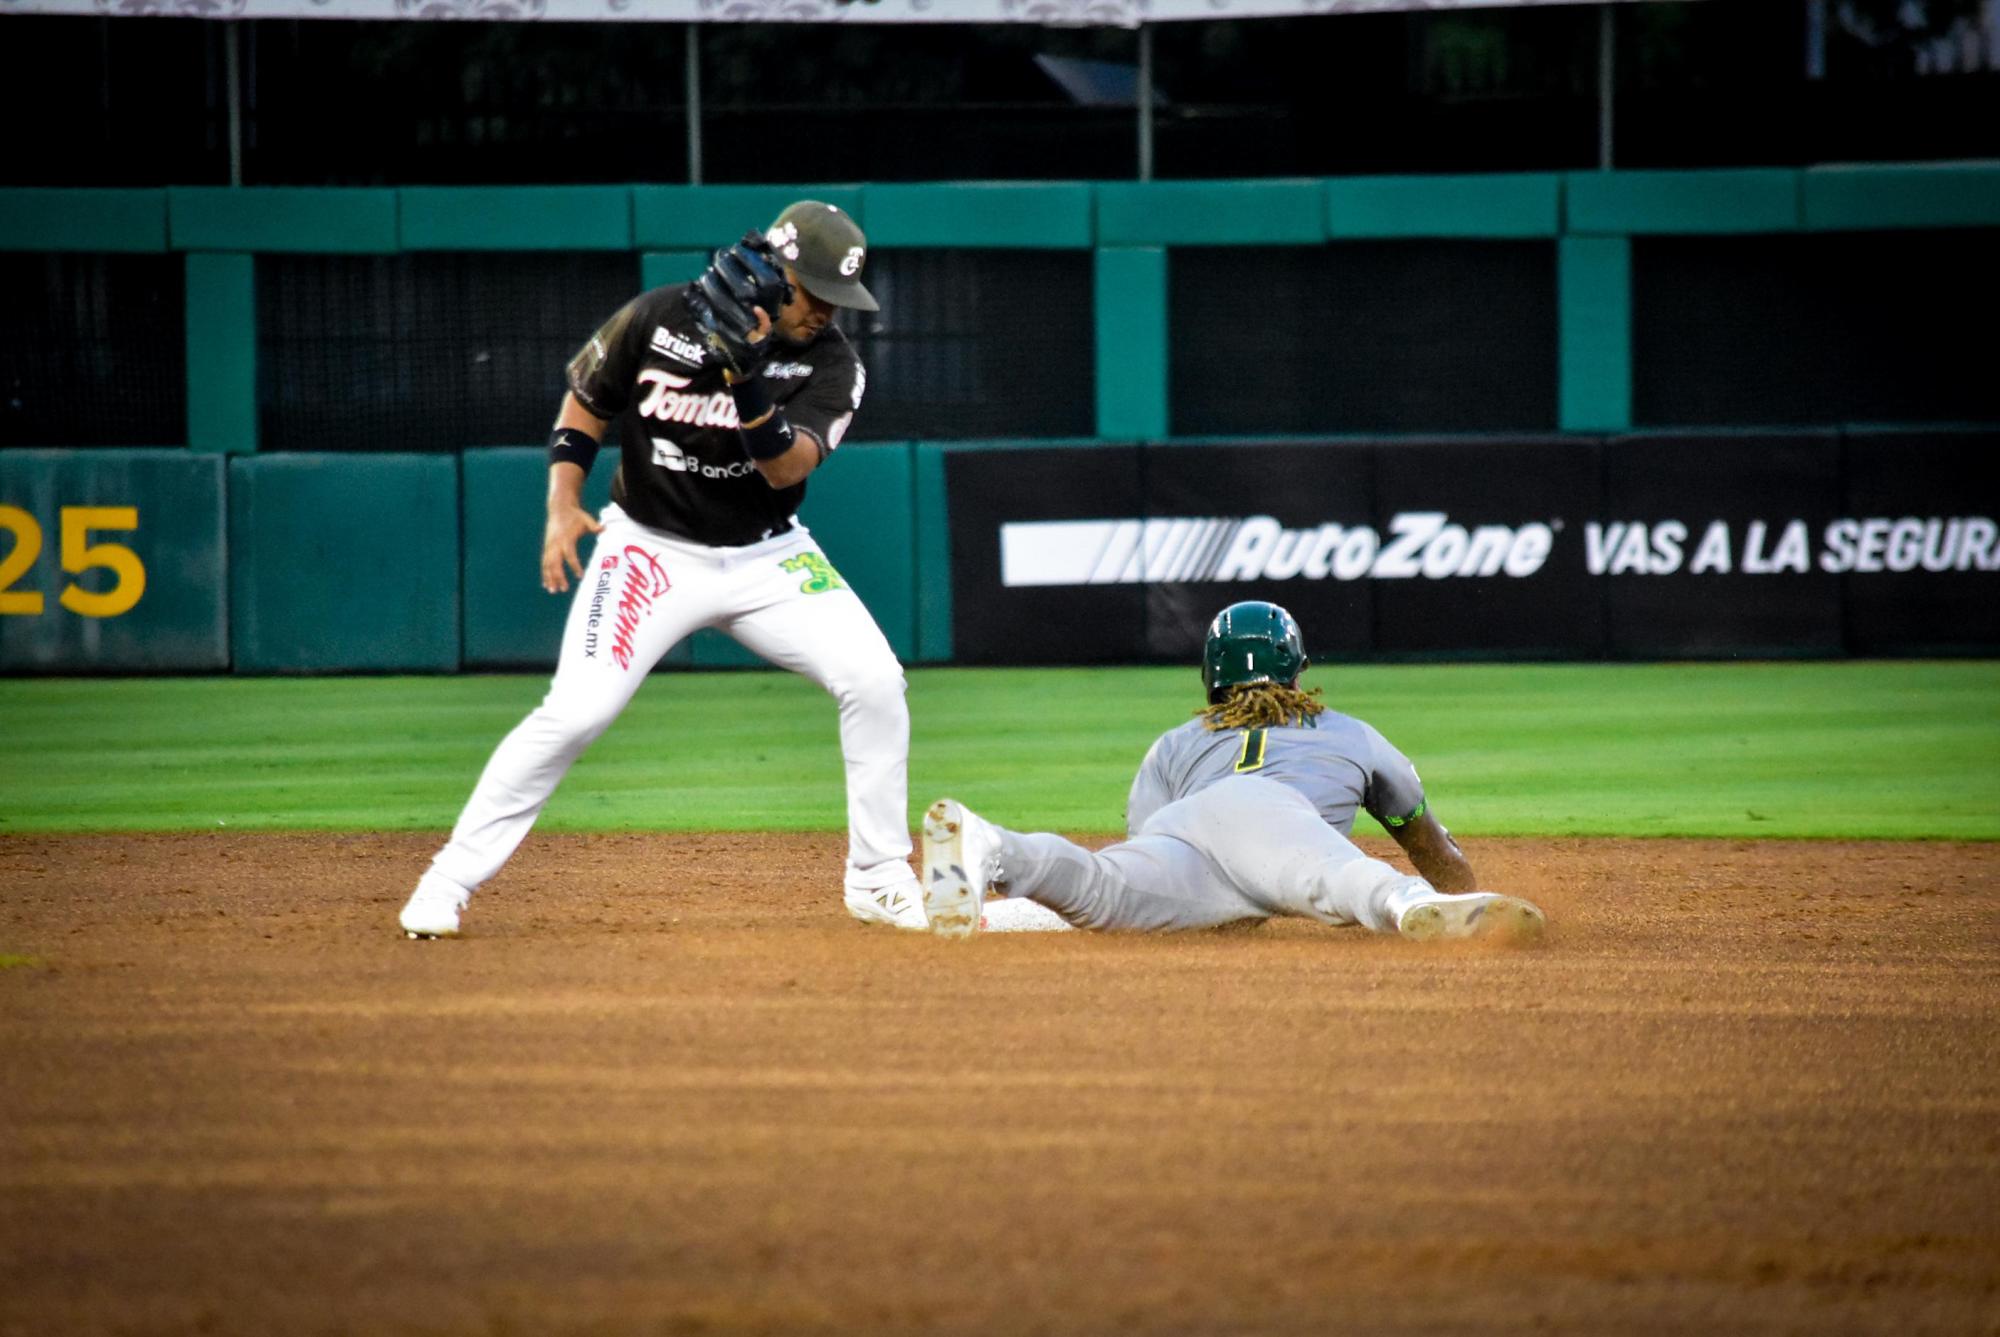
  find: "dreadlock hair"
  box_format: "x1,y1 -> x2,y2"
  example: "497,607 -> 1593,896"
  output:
1196,681 -> 1327,731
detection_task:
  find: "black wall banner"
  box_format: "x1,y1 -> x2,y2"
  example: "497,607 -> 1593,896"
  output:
943,430 -> 2000,664
1372,436 -> 1600,658
1142,441 -> 1377,662
1842,430 -> 2000,654
948,445 -> 1147,665
1600,432 -> 1845,658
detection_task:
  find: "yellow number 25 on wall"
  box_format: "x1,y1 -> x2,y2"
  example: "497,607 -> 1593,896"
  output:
0,505 -> 147,618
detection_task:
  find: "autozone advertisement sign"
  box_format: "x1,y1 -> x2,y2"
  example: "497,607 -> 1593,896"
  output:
944,432 -> 2000,664
1000,511 -> 2000,588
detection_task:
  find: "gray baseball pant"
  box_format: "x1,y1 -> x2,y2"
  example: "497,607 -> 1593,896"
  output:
995,775 -> 1431,933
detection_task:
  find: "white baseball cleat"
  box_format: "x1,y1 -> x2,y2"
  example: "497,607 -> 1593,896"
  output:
921,798 -> 1005,940
399,872 -> 471,939
844,877 -> 928,931
1396,892 -> 1546,944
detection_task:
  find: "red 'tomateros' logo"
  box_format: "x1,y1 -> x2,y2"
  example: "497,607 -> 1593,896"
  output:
611,545 -> 672,670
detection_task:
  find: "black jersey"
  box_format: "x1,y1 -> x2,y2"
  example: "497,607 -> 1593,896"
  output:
565,284 -> 867,548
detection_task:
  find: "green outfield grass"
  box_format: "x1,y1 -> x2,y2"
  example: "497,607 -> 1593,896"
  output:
1,661 -> 1995,839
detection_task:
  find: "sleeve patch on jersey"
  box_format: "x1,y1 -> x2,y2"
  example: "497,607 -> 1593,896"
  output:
1233,727 -> 1268,773
1382,799 -> 1428,828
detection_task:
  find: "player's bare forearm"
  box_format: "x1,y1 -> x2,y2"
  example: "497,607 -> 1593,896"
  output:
547,460 -> 589,513
540,397 -> 608,594
1389,809 -> 1478,892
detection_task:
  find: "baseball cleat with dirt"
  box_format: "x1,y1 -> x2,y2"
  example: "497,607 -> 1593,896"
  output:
921,798 -> 1005,940
1396,892 -> 1546,944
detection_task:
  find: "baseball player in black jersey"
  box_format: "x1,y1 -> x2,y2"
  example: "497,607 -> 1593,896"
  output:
919,601 -> 1548,941
400,202 -> 927,937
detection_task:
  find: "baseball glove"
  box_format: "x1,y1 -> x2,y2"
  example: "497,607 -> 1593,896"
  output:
688,231 -> 793,378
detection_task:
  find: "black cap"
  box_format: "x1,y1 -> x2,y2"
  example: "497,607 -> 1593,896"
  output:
767,201 -> 878,312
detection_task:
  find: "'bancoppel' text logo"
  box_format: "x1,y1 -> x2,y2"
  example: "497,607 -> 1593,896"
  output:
649,326 -> 707,366
650,437 -> 758,482
1000,513 -> 1553,588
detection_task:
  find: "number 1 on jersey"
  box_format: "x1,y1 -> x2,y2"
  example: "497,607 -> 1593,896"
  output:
1234,727 -> 1268,773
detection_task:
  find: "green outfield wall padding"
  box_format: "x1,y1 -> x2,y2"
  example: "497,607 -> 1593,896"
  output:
1096,247 -> 1168,439
641,251 -> 709,290
1096,180 -> 1324,246
797,441 -> 915,661
9,172 -> 1989,259
1326,174 -> 1561,239
399,186 -> 634,251
631,186 -> 866,250
0,450 -> 228,672
685,441 -> 916,669
912,442 -> 953,664
1559,236 -> 1631,432
0,189 -> 168,253
228,454 -> 460,672
459,447 -> 637,671
167,187 -> 399,254
860,183 -> 1094,248
1802,162 -> 2000,231
1564,169 -> 1800,235
185,252 -> 257,454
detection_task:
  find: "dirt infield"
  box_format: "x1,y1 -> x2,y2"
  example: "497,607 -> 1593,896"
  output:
2,833 -> 1996,1336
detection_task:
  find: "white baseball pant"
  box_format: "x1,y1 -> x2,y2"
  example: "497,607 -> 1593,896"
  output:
427,503 -> 912,898
995,775 -> 1433,933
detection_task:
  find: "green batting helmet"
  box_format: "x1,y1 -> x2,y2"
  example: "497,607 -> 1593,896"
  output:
1201,601 -> 1308,704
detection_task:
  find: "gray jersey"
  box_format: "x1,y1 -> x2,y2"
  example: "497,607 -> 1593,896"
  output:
1125,711 -> 1427,838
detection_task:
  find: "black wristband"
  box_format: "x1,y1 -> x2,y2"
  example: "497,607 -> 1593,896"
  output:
739,409 -> 795,462
728,372 -> 794,462
548,425 -> 600,472
727,370 -> 776,426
